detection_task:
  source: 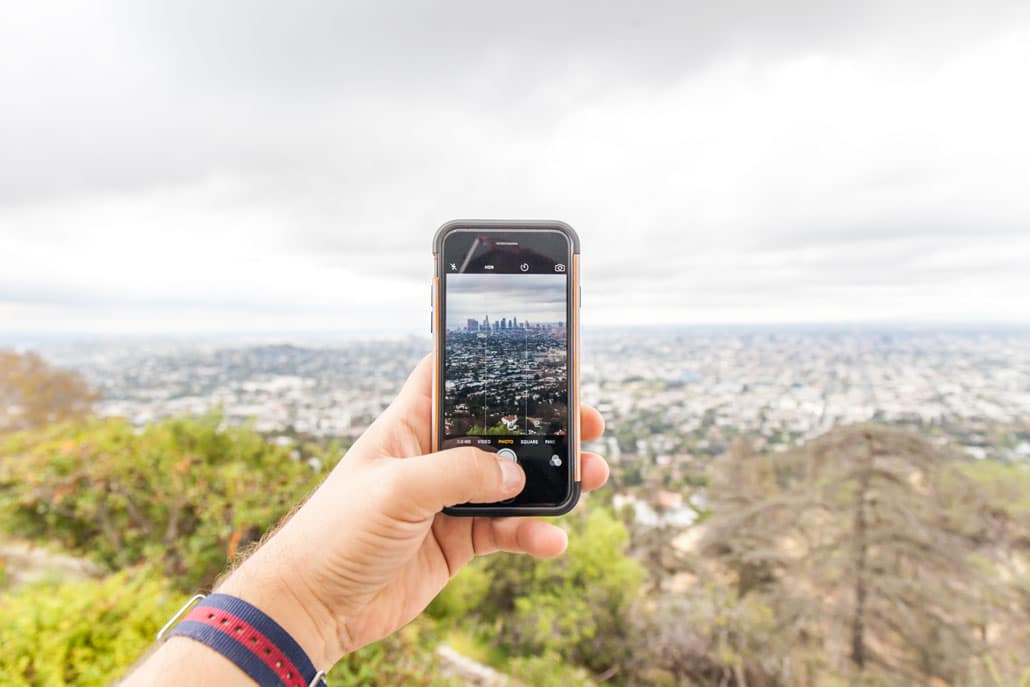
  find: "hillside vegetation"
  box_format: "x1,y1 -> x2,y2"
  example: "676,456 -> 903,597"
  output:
0,351 -> 1027,686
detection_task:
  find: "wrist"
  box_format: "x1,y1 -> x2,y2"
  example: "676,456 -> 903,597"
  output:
217,544 -> 341,670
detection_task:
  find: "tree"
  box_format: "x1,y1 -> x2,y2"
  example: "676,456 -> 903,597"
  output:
0,351 -> 97,433
702,424 -> 1022,686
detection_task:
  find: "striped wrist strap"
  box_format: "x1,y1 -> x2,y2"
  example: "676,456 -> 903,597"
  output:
161,593 -> 327,687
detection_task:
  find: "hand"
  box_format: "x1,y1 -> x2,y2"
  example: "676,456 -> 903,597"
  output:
219,354 -> 609,669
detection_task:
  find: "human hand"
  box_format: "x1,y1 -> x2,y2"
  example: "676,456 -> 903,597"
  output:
219,354 -> 609,670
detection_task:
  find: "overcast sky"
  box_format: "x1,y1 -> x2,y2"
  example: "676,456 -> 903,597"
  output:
446,274 -> 566,330
2,1 -> 1029,336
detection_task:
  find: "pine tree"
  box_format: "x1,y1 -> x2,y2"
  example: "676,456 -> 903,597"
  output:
703,425 -> 1011,686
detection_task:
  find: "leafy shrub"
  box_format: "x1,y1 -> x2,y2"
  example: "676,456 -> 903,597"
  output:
0,414 -> 334,589
426,557 -> 492,619
0,568 -> 460,687
433,506 -> 644,676
331,621 -> 461,687
507,652 -> 598,687
0,569 -> 181,687
503,507 -> 644,673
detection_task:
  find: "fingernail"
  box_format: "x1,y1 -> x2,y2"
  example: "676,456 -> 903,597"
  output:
498,457 -> 525,494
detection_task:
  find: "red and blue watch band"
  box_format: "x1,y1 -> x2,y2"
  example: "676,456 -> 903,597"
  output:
164,593 -> 327,687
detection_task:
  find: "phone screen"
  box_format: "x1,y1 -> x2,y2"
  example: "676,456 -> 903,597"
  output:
439,229 -> 574,507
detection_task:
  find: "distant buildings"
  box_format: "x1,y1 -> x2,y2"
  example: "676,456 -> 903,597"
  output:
443,326 -> 568,436
50,329 -> 1030,463
463,314 -> 564,333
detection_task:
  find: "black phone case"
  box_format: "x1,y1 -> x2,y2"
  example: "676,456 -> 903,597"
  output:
433,219 -> 581,517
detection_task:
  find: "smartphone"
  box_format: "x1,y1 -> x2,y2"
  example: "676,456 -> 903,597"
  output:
432,219 -> 581,516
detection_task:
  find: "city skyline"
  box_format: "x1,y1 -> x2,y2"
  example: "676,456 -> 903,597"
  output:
444,274 -> 567,331
451,314 -> 565,333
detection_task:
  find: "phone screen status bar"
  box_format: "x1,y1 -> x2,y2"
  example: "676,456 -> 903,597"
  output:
446,260 -> 566,274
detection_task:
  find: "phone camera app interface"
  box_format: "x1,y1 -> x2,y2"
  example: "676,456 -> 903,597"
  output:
441,231 -> 572,505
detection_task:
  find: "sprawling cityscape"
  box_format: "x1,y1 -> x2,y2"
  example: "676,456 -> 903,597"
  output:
29,327 -> 1028,468
6,325 -> 1030,682
444,317 -> 568,437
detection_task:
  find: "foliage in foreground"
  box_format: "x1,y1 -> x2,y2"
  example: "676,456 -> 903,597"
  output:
332,622 -> 461,687
0,569 -> 179,687
0,414 -> 336,589
0,567 -> 457,687
4,407 -> 1027,687
431,505 -> 645,676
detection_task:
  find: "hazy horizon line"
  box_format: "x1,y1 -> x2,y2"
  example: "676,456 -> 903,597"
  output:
3,319 -> 1030,346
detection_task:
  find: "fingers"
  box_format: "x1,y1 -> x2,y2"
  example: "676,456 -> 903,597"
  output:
393,447 -> 525,515
581,404 -> 605,441
580,451 -> 609,493
473,517 -> 568,559
465,452 -> 605,558
433,451 -> 606,565
393,446 -> 606,519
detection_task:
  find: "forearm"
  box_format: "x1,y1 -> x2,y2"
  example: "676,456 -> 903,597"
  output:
119,358 -> 607,686
122,635 -> 256,686
123,540 -> 338,686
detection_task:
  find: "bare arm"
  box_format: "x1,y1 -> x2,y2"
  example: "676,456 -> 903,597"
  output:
123,356 -> 609,684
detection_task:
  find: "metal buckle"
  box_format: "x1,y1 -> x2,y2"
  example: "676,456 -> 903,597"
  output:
156,593 -> 206,640
308,670 -> 327,687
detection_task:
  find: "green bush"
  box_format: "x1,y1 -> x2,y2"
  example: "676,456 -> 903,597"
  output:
0,568 -> 461,687
0,414 -> 335,589
507,652 -> 598,687
331,622 -> 461,687
504,507 -> 644,672
432,506 -> 644,676
0,413 -> 638,684
426,557 -> 492,619
0,569 -> 182,687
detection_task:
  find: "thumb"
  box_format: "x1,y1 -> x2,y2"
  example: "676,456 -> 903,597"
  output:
391,447 -> 525,514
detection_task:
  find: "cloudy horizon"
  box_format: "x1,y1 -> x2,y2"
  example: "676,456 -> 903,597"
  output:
445,274 -> 567,330
2,1 -> 1029,337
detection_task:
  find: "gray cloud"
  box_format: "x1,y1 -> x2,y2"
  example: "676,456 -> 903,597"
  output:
4,0 -> 1028,206
446,274 -> 567,328
1,1 -> 1029,332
